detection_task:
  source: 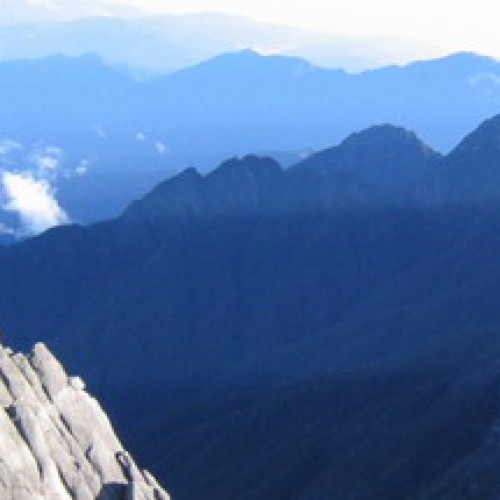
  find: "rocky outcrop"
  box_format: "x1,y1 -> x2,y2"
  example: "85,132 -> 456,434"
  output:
0,342 -> 170,500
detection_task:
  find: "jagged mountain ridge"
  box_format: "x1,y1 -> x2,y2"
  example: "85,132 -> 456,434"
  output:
125,118 -> 500,222
3,117 -> 500,497
1,50 -> 500,234
126,124 -> 438,222
0,342 -> 169,499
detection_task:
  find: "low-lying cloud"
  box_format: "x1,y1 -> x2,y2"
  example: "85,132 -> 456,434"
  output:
31,146 -> 64,173
1,171 -> 69,236
155,141 -> 168,155
0,139 -> 22,156
0,141 -> 87,237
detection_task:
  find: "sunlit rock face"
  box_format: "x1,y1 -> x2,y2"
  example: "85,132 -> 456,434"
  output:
0,342 -> 170,500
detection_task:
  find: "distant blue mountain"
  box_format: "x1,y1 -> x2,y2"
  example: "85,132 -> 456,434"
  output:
151,49 -> 499,156
0,13 -> 431,73
0,50 -> 499,233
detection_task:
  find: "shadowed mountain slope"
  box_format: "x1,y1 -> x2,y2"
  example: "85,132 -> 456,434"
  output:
2,119 -> 500,498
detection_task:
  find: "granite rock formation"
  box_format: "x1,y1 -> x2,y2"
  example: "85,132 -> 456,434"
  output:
0,342 -> 170,500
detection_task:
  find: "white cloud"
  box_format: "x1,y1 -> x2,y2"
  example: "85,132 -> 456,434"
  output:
75,166 -> 88,176
28,146 -> 64,175
0,140 -> 22,156
155,141 -> 168,155
75,159 -> 90,176
136,132 -> 146,141
44,146 -> 63,155
0,143 -> 93,236
1,171 -> 69,236
92,124 -> 107,139
35,155 -> 59,171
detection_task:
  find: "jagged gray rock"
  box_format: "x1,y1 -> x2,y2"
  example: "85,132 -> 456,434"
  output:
0,342 -> 170,500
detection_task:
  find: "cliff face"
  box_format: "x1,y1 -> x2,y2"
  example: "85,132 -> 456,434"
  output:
0,343 -> 169,500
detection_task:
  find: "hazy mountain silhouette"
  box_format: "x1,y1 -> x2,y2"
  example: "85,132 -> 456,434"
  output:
0,12 -> 435,73
1,50 -> 500,233
1,50 -> 499,161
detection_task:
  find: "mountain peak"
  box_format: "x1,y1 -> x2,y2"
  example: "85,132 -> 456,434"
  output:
123,155 -> 285,223
293,124 -> 439,189
172,166 -> 203,183
152,166 -> 202,192
341,124 -> 434,152
448,114 -> 500,167
201,155 -> 284,212
429,51 -> 500,69
208,154 -> 283,182
167,49 -> 319,82
123,167 -> 203,222
203,49 -> 313,66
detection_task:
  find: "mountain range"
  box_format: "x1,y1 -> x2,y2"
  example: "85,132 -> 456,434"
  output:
0,12 -> 437,73
1,50 -> 500,236
3,115 -> 500,497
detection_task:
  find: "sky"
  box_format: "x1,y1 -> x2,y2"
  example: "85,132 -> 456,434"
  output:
2,0 -> 499,60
